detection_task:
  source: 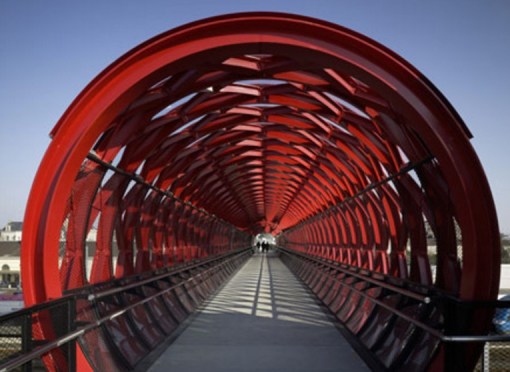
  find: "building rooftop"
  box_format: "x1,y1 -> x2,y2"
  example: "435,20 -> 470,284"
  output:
1,222 -> 22,232
0,242 -> 21,257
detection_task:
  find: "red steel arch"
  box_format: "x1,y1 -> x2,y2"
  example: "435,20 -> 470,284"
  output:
21,12 -> 500,371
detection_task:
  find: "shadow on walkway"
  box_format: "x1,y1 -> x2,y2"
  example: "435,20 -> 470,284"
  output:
148,252 -> 369,372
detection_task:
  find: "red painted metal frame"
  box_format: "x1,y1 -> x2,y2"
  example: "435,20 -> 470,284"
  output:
21,12 -> 499,370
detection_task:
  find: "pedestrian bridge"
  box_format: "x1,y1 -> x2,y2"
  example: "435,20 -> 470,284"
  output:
2,12 -> 507,371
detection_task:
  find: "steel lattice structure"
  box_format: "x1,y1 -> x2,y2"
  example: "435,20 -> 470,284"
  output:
21,13 -> 500,371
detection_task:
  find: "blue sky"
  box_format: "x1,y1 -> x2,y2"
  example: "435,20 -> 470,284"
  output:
1,1 -> 509,233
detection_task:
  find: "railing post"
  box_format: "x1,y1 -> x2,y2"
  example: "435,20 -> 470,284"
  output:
21,313 -> 32,372
482,341 -> 489,372
66,298 -> 77,371
443,299 -> 467,370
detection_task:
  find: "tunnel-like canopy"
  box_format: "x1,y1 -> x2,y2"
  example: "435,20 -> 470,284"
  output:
22,11 -> 499,334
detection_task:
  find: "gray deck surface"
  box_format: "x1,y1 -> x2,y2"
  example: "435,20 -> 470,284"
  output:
148,252 -> 370,372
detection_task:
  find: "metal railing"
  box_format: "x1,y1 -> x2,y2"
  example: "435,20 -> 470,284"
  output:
3,247 -> 508,371
0,247 -> 252,371
0,296 -> 76,371
278,247 -> 510,371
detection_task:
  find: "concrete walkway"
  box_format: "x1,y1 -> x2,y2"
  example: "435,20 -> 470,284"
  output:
148,252 -> 370,372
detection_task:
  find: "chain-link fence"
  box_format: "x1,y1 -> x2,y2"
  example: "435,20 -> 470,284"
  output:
475,342 -> 510,372
0,315 -> 25,363
474,296 -> 510,371
0,297 -> 74,371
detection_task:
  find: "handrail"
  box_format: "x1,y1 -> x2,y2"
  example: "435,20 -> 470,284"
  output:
278,247 -> 510,343
86,247 -> 251,300
0,247 -> 252,371
278,247 -> 432,303
283,155 -> 435,234
3,247 -> 507,371
87,151 -> 236,229
0,248 -> 250,325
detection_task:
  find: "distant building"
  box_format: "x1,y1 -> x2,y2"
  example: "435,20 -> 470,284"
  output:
0,220 -> 98,243
0,220 -> 99,291
0,242 -> 21,290
0,221 -> 22,242
0,222 -> 22,289
0,223 -> 23,312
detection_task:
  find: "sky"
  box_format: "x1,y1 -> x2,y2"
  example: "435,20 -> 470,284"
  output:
1,0 -> 509,233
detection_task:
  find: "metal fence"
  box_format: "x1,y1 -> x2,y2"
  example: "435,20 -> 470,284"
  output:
475,342 -> 510,371
475,299 -> 510,371
0,297 -> 73,371
1,247 -> 509,371
0,247 -> 252,371
279,247 -> 510,371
